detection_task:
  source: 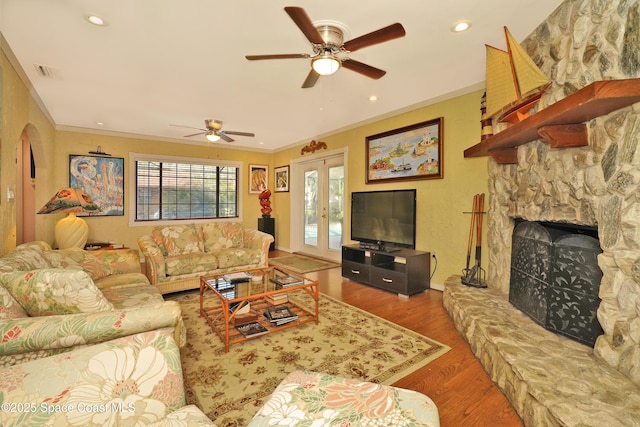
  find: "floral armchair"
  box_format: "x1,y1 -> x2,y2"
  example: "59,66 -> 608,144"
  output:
1,328 -> 215,426
0,241 -> 185,367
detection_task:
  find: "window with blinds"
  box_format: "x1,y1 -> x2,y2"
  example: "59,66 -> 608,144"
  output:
135,159 -> 239,221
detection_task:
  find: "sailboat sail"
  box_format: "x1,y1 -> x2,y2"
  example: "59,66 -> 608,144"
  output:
485,45 -> 518,120
506,29 -> 550,99
485,27 -> 550,122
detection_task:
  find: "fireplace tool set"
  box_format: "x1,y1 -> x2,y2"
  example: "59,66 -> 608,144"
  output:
462,193 -> 488,288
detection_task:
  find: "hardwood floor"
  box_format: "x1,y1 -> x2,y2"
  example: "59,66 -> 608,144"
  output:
285,252 -> 523,426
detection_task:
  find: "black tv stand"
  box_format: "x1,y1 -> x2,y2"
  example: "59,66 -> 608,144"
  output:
342,244 -> 430,297
358,242 -> 403,253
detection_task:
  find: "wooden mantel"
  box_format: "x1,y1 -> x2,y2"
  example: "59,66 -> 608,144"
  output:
464,79 -> 640,164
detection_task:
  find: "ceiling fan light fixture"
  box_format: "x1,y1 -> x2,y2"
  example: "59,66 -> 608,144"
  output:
206,131 -> 220,142
312,54 -> 340,76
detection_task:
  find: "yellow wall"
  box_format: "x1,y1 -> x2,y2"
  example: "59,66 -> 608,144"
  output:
274,90 -> 489,287
0,48 -> 56,253
53,131 -> 274,250
2,43 -> 489,288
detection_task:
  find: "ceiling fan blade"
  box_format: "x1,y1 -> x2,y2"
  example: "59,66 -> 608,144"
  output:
301,69 -> 320,88
245,53 -> 310,61
284,6 -> 324,45
183,131 -> 206,138
224,131 -> 255,137
219,132 -> 234,143
170,124 -> 207,132
343,23 -> 406,52
342,59 -> 386,79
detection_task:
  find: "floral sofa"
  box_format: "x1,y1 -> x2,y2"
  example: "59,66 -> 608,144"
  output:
249,370 -> 440,426
1,328 -> 215,426
137,222 -> 274,294
0,241 -> 185,367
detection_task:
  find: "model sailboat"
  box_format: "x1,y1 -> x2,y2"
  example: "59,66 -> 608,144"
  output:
485,27 -> 551,125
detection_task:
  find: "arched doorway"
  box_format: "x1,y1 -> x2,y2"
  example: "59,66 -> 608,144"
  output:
16,125 -> 45,244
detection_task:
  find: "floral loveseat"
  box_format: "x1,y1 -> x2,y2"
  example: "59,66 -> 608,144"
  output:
1,328 -> 215,426
0,241 -> 185,367
138,222 -> 274,294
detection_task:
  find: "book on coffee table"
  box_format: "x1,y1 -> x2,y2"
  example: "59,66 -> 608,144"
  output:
236,321 -> 268,338
270,274 -> 303,288
233,312 -> 259,326
223,272 -> 252,283
265,293 -> 288,305
264,305 -> 298,326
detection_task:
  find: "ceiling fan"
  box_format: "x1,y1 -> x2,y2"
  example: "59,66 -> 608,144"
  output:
171,119 -> 255,143
245,6 -> 406,88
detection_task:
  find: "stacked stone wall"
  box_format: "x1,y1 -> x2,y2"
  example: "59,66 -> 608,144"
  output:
487,0 -> 640,384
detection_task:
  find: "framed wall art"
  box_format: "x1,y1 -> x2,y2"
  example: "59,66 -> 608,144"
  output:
365,117 -> 443,183
69,154 -> 124,216
274,165 -> 289,192
249,164 -> 268,194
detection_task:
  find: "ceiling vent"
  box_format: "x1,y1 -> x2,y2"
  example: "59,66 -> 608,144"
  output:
34,64 -> 54,78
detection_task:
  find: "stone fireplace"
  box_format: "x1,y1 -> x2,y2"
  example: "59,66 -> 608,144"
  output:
485,0 -> 640,385
444,0 -> 640,425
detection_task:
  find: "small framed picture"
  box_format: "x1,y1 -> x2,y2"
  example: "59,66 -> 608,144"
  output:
274,165 -> 289,192
249,164 -> 268,194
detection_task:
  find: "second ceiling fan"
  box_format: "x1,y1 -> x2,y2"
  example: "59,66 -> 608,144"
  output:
172,119 -> 255,143
245,6 -> 406,88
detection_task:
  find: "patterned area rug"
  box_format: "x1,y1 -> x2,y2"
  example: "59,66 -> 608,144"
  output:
167,290 -> 450,426
268,254 -> 340,273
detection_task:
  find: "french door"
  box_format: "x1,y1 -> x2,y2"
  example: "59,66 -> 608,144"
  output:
291,151 -> 345,261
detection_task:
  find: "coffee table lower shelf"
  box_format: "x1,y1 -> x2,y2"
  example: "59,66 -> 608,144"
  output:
201,298 -> 318,351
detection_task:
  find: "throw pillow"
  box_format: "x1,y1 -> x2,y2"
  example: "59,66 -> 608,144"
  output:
151,224 -> 201,256
0,269 -> 114,316
199,222 -> 244,252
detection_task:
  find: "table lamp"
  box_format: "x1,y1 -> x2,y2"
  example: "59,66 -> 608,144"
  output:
37,187 -> 101,249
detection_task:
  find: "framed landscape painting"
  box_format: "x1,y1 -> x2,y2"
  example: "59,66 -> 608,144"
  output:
69,154 -> 124,216
366,117 -> 443,183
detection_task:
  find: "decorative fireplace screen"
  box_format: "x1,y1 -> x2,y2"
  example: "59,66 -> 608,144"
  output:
509,221 -> 604,347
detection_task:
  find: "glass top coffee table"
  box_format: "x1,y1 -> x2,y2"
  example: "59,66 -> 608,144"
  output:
199,265 -> 319,352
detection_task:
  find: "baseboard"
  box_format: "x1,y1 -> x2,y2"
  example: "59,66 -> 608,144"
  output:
430,282 -> 444,292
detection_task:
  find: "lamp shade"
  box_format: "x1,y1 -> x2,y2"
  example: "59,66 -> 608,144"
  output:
38,187 -> 101,249
37,187 -> 100,215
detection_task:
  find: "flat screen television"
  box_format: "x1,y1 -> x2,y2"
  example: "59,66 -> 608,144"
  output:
350,189 -> 417,250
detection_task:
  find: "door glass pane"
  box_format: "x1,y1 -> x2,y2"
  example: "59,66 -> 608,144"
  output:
328,165 -> 344,250
304,170 -> 318,247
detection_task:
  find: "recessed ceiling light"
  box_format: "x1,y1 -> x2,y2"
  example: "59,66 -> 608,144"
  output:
452,21 -> 471,32
86,15 -> 106,26
369,95 -> 379,102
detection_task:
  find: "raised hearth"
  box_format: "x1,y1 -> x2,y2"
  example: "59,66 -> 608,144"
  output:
444,276 -> 640,427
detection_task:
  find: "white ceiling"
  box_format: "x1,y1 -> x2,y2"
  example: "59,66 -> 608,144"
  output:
1,0 -> 565,152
